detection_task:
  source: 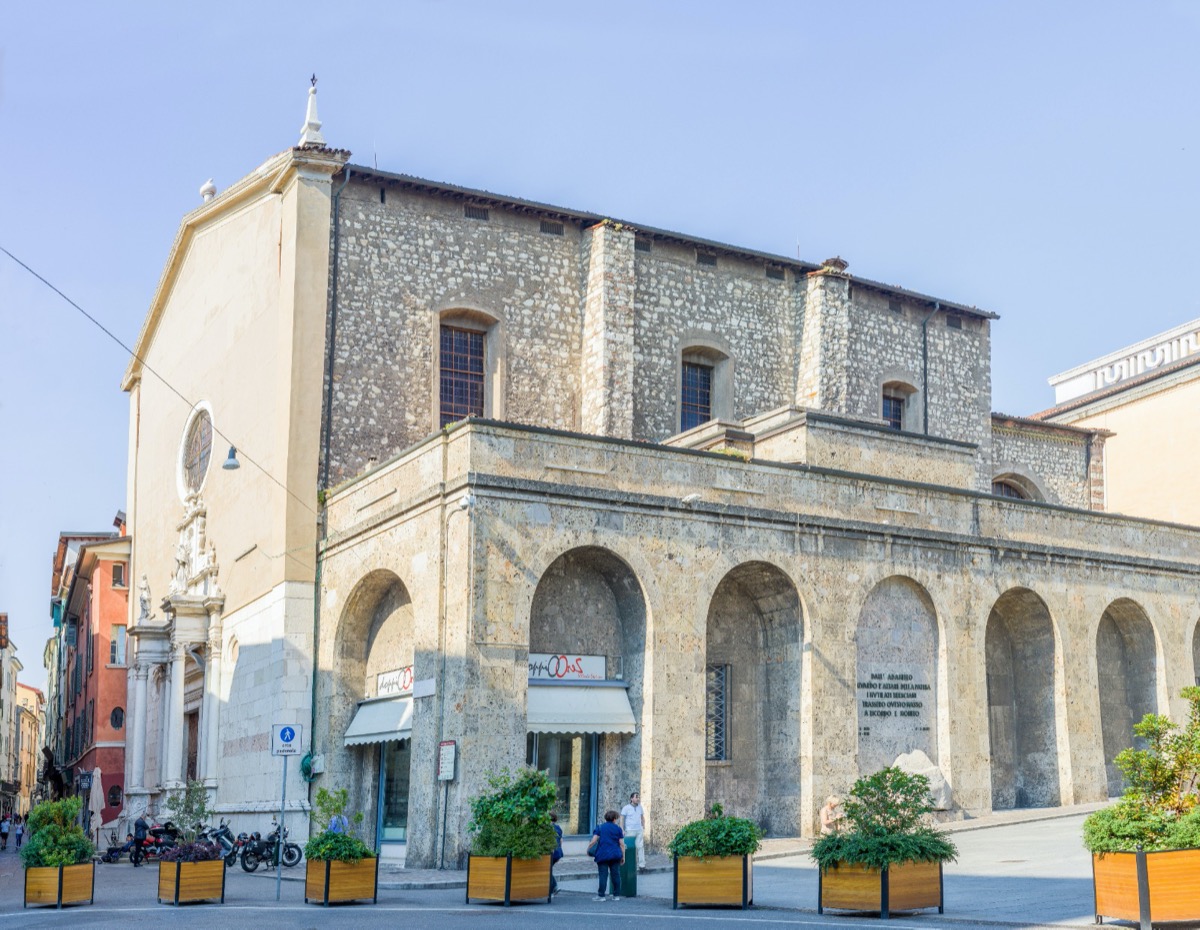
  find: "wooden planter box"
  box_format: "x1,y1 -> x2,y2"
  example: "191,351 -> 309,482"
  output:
157,859 -> 227,905
673,854 -> 754,909
1093,848 -> 1200,930
465,854 -> 551,905
819,860 -> 943,918
24,863 -> 95,909
304,857 -> 379,906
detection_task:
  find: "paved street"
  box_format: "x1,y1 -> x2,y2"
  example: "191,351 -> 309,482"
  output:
0,808 -> 1166,929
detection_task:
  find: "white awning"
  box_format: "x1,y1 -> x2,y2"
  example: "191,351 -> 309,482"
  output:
344,696 -> 413,747
527,685 -> 636,735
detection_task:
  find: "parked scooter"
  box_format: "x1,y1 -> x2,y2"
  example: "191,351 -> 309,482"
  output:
197,820 -> 240,868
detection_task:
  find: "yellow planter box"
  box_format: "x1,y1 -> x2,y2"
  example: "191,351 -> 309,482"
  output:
24,862 -> 95,909
819,860 -> 943,918
304,857 -> 379,906
157,859 -> 227,905
673,854 -> 754,909
465,854 -> 552,905
1093,848 -> 1200,930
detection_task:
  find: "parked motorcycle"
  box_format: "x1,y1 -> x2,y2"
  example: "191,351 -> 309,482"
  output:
240,823 -> 302,872
197,820 -> 240,868
101,821 -> 177,863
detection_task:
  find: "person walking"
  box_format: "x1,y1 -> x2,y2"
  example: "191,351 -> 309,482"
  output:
132,812 -> 149,867
549,813 -> 564,897
1,815 -> 10,851
13,817 -> 23,850
620,791 -> 648,871
589,810 -> 624,901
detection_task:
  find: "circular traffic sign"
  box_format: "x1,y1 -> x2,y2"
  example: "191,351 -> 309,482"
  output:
280,726 -> 295,743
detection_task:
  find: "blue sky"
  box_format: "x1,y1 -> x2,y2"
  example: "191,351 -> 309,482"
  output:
2,1 -> 1198,688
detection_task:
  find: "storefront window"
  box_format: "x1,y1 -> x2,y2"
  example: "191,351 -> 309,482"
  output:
378,738 -> 411,843
526,732 -> 596,836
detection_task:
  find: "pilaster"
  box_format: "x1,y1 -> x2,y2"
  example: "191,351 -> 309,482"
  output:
580,221 -> 637,438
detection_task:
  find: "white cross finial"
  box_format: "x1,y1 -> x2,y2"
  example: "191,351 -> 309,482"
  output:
298,75 -> 326,147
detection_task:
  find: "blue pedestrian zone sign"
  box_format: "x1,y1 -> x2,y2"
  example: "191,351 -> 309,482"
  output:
272,723 -> 303,756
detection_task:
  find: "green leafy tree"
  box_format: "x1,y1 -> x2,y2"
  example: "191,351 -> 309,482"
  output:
668,803 -> 764,859
304,786 -> 374,863
1084,686 -> 1200,854
810,767 -> 957,871
163,779 -> 214,844
20,796 -> 96,869
468,768 -> 557,859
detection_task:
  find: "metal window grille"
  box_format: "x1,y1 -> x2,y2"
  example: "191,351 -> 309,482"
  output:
540,219 -> 564,235
681,362 -> 713,432
706,664 -> 729,761
992,480 -> 1026,500
439,326 -> 485,427
464,204 -> 490,221
882,394 -> 904,430
634,237 -> 652,252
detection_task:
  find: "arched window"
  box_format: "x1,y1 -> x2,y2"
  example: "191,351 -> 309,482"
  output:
991,471 -> 1045,502
881,381 -> 918,431
678,339 -> 732,433
434,309 -> 504,429
992,480 -> 1028,500
110,707 -> 125,730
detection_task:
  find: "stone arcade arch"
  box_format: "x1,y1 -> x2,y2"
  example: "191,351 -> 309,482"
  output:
856,577 -> 940,777
528,547 -> 646,837
703,562 -> 803,834
985,588 -> 1062,810
329,569 -> 415,855
1096,599 -> 1159,797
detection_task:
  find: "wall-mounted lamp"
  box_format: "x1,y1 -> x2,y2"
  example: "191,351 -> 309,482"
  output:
222,446 -> 241,470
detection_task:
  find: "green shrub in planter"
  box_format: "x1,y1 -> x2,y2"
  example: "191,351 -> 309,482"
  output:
1083,686 -> 1200,854
467,768 -> 557,859
20,796 -> 95,868
811,767 -> 957,871
304,788 -> 374,862
669,804 -> 764,859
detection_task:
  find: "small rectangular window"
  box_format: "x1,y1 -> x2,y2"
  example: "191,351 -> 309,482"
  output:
946,315 -> 962,329
681,362 -> 713,432
634,237 -> 652,252
110,625 -> 127,666
539,219 -> 564,236
112,563 -> 126,588
439,326 -> 486,428
463,204 -> 490,221
888,299 -> 902,314
705,664 -> 729,761
696,252 -> 717,267
766,266 -> 785,281
882,394 -> 905,431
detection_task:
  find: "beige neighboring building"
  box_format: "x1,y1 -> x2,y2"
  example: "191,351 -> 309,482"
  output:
121,85 -> 1200,869
1038,318 -> 1200,526
16,684 -> 44,815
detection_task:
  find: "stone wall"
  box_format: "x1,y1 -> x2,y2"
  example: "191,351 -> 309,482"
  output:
991,418 -> 1096,508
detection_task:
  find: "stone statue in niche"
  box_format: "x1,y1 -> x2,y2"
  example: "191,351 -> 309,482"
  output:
138,575 -> 152,623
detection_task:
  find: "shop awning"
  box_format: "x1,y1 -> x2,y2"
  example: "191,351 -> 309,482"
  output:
527,685 -> 636,734
344,696 -> 413,747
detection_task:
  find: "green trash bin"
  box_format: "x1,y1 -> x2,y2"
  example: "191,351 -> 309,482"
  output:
619,836 -> 638,898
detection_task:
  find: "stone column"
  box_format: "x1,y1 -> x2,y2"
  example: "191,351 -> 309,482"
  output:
202,621 -> 222,786
580,221 -> 636,438
164,640 -> 187,787
129,664 -> 149,789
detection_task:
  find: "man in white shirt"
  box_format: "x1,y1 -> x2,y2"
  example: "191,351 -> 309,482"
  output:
619,791 -> 647,870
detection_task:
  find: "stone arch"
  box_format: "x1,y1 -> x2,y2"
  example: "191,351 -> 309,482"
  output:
856,576 -> 940,776
985,588 -> 1061,809
528,547 -> 647,835
703,561 -> 803,834
329,569 -> 415,847
1096,598 -> 1159,797
991,465 -> 1050,503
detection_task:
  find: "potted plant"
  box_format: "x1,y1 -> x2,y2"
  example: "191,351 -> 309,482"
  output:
304,787 -> 378,906
21,796 -> 96,909
157,780 -> 225,905
669,803 -> 763,909
1086,686 -> 1200,930
812,767 -> 957,918
465,768 -> 557,906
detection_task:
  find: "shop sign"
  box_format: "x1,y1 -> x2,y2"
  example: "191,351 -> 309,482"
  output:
377,666 -> 414,697
76,773 -> 92,791
528,653 -> 606,681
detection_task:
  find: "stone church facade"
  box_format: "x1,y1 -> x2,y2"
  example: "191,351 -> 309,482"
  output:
120,94 -> 1200,868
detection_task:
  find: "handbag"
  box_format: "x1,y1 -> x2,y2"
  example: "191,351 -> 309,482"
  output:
586,834 -> 599,856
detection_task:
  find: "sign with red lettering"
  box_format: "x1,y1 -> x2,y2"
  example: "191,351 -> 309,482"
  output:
528,653 -> 606,681
377,666 -> 414,697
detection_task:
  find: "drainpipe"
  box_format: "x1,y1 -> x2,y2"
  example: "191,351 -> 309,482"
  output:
305,168 -> 352,806
921,302 -> 941,434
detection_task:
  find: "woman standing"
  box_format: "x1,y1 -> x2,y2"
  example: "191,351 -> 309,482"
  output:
589,810 -> 625,901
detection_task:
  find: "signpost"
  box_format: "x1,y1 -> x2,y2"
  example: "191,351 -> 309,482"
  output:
272,724 -> 302,902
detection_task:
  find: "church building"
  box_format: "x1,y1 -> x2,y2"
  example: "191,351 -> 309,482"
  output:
120,86 -> 1200,868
